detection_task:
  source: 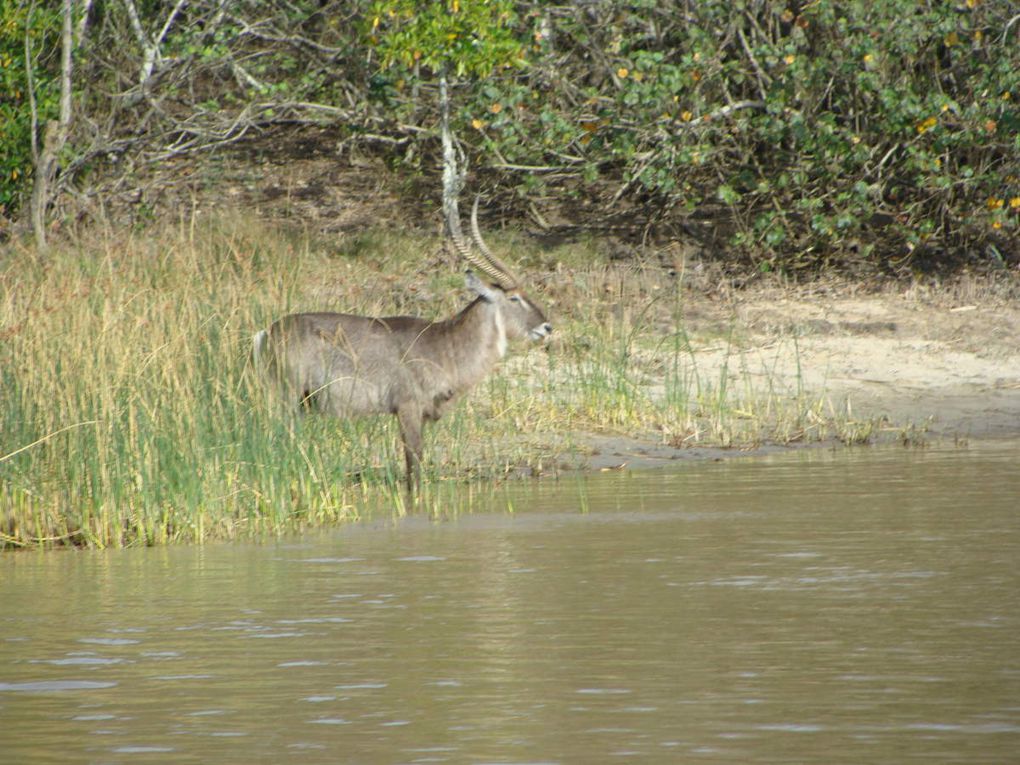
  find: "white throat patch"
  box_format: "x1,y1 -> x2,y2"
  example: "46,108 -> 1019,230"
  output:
494,305 -> 508,358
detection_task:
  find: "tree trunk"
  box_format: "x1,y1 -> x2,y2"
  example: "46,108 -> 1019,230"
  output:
26,0 -> 74,251
439,71 -> 465,240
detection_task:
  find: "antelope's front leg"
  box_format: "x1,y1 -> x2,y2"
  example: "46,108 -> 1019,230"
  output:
396,406 -> 424,493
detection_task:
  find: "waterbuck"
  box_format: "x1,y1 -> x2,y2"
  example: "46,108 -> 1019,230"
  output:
252,199 -> 552,492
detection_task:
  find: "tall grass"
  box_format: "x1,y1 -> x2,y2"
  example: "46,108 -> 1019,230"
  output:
1,215 -> 865,548
3,217 -> 342,547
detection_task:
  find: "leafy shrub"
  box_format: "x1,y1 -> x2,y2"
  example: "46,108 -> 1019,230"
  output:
440,0 -> 1019,272
2,1 -> 1017,274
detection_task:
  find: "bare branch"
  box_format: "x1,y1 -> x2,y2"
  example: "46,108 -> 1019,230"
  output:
120,0 -> 147,60
23,0 -> 39,166
155,0 -> 187,51
439,72 -> 467,241
1004,14 -> 1020,43
120,0 -> 186,88
224,13 -> 347,59
76,0 -> 95,45
57,0 -> 72,128
736,26 -> 771,102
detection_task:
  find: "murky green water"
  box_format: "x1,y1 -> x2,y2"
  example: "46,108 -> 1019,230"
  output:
2,442 -> 1019,763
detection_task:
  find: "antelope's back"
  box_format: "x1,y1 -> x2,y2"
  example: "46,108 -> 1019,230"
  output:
258,312 -> 427,416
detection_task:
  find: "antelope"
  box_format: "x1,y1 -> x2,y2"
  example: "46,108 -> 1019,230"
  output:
252,198 -> 552,492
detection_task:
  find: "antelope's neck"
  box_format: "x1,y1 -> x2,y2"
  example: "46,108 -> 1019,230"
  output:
445,298 -> 508,389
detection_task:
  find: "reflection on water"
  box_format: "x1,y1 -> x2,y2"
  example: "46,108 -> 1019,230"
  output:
2,442 -> 1019,763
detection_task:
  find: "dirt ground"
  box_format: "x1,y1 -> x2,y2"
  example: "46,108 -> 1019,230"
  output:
723,281 -> 1020,437
583,276 -> 1020,471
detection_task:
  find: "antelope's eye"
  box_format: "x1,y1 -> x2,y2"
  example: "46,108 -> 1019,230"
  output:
509,295 -> 522,303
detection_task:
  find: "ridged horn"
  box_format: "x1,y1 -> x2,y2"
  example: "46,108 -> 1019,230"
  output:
470,196 -> 519,289
446,208 -> 474,263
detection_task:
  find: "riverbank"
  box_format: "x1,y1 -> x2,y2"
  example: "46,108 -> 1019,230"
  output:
1,216 -> 1018,547
577,275 -> 1020,471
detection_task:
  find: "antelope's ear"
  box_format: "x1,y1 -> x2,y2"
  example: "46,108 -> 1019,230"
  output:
464,270 -> 500,302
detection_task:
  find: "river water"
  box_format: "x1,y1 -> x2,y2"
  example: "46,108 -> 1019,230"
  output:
2,442 -> 1019,764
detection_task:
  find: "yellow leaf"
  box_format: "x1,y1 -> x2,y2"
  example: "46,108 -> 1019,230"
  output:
490,103 -> 503,114
1010,197 -> 1020,209
617,67 -> 629,79
471,119 -> 486,130
784,54 -> 795,65
944,31 -> 959,46
681,111 -> 693,122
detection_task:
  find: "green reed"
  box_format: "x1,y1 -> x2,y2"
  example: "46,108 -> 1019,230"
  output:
1,216 -> 867,548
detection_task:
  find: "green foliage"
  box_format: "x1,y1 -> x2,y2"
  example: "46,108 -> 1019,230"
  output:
0,1 -> 62,216
422,0 -> 1019,272
367,0 -> 525,77
0,0 -> 1016,274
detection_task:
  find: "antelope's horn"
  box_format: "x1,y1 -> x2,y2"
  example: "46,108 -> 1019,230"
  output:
445,198 -> 478,263
448,223 -> 473,262
470,196 -> 519,289
451,220 -> 503,284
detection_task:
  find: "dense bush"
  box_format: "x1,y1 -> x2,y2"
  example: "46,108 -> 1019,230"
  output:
1,0 -> 1017,273
446,0 -> 1019,272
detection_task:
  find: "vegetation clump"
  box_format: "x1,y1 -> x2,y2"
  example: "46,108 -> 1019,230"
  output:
1,217 -> 868,548
1,1 -> 1016,547
1,1 -> 1017,273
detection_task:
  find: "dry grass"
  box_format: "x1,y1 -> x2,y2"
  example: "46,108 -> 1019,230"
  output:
1,213 -> 865,548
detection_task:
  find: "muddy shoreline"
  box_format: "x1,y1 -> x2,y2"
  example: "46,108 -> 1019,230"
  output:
566,278 -> 1020,472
